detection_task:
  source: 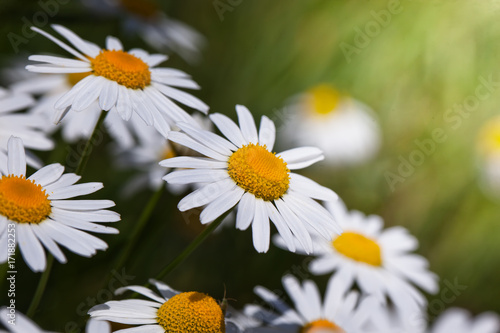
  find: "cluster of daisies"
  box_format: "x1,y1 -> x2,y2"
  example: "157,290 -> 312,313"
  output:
0,12 -> 498,333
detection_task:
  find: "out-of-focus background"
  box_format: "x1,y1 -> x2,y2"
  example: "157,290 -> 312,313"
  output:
1,0 -> 500,331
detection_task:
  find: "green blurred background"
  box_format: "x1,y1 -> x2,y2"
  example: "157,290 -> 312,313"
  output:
1,0 -> 500,331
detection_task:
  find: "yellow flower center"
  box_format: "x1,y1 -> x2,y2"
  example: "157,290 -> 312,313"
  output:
477,117 -> 500,156
227,143 -> 290,201
307,84 -> 342,115
66,71 -> 91,87
300,319 -> 345,333
91,50 -> 151,89
0,175 -> 51,224
119,0 -> 158,19
156,291 -> 225,333
333,232 -> 382,266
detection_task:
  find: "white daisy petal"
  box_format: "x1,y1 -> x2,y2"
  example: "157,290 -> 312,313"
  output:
48,182 -> 103,200
289,173 -> 338,202
30,223 -> 67,263
251,198 -> 270,252
99,80 -> 119,111
31,26 -> 88,61
236,104 -> 258,144
106,36 -> 123,50
159,156 -> 227,169
167,131 -> 228,161
28,163 -> 65,186
115,285 -> 166,304
152,83 -> 209,113
278,147 -> 324,169
164,169 -> 228,185
235,192 -> 256,231
7,137 -> 26,177
200,186 -> 244,224
177,179 -> 235,211
17,224 -> 46,272
51,24 -> 101,57
177,121 -> 237,154
72,76 -> 106,111
116,85 -> 134,121
209,113 -> 247,148
28,55 -> 90,67
258,115 -> 276,151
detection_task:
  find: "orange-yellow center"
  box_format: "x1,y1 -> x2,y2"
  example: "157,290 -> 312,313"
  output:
333,232 -> 382,266
227,143 -> 290,201
300,319 -> 345,333
91,50 -> 151,89
66,71 -> 91,87
307,84 -> 342,115
156,291 -> 225,332
0,175 -> 51,224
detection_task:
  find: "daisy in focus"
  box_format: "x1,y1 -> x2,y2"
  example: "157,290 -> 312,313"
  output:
0,137 -> 120,272
0,87 -> 53,170
476,116 -> 500,197
273,199 -> 438,318
280,84 -> 381,166
81,0 -> 206,64
26,24 -> 208,138
160,104 -> 341,253
244,274 -> 389,333
88,279 -> 239,333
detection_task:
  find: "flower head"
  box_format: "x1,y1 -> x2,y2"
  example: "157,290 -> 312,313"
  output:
0,137 -> 120,272
89,280 -> 239,332
274,199 -> 438,318
26,24 -> 208,137
161,105 -> 341,253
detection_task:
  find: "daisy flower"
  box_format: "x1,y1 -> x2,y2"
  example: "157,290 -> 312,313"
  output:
11,69 -> 134,148
0,136 -> 120,272
280,84 -> 381,166
160,104 -> 341,253
88,279 -> 240,333
0,307 -> 109,333
244,274 -> 389,333
428,308 -> 499,333
81,0 -> 206,64
26,24 -> 208,138
0,87 -> 53,170
273,199 -> 438,318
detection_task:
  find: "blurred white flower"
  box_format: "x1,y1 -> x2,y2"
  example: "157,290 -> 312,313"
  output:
274,199 -> 438,320
280,84 -> 381,166
245,274 -> 390,333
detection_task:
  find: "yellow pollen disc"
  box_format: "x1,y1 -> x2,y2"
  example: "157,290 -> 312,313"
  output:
161,146 -> 176,161
91,50 -> 151,89
477,116 -> 500,157
156,291 -> 225,333
227,143 -> 290,201
119,0 -> 158,18
333,232 -> 382,266
0,175 -> 51,224
300,319 -> 346,333
307,84 -> 342,115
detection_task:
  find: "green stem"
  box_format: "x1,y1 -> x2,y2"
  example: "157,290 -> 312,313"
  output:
74,110 -> 108,176
27,254 -> 53,318
154,211 -> 229,282
113,185 -> 166,272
